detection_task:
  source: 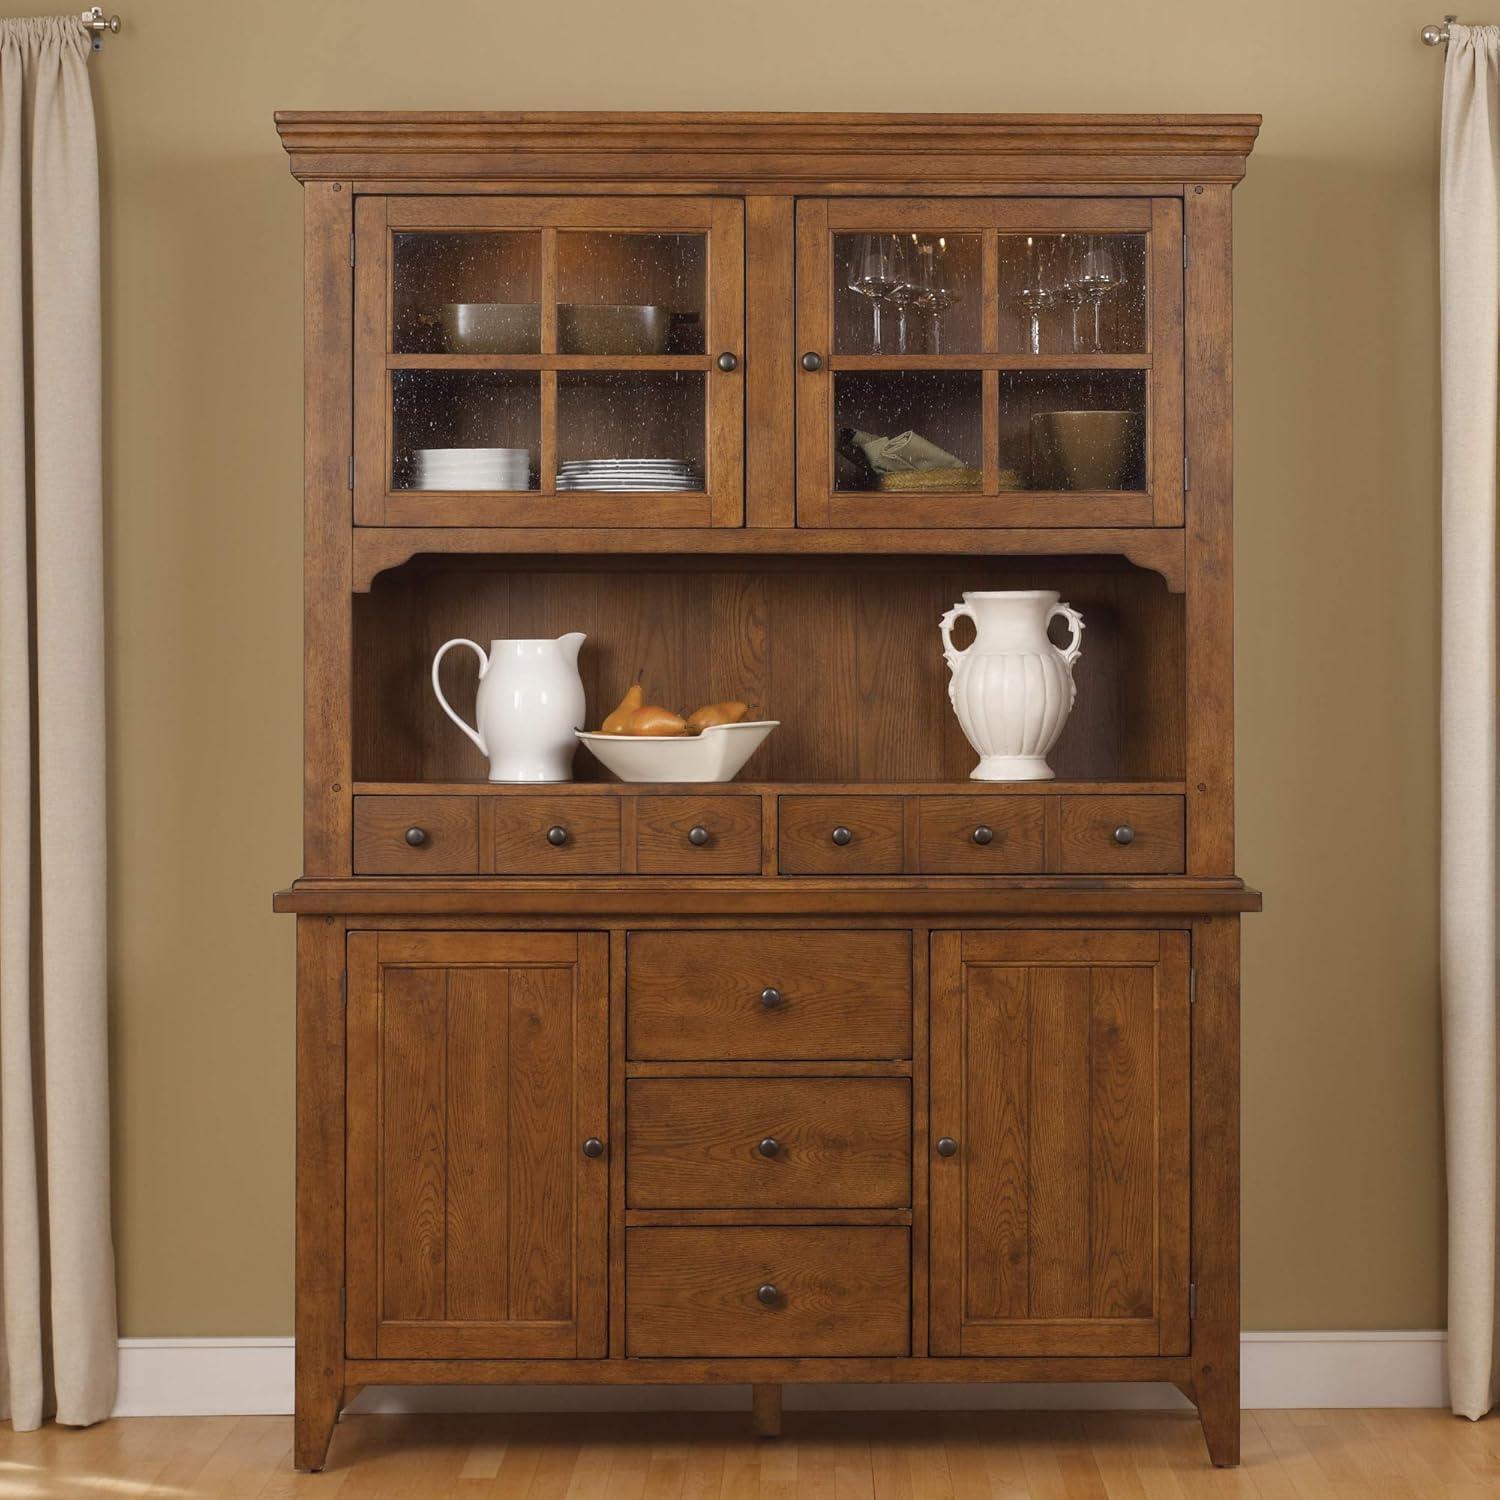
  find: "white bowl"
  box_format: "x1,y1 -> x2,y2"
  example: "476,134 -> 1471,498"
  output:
576,721 -> 778,783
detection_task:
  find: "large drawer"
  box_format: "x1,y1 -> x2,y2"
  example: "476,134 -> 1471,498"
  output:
352,796 -> 478,874
626,930 -> 912,1060
625,1226 -> 910,1356
626,1076 -> 911,1208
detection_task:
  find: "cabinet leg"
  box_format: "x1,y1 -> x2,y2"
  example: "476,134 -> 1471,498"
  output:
1195,1365 -> 1240,1467
294,1360 -> 341,1472
751,1383 -> 783,1438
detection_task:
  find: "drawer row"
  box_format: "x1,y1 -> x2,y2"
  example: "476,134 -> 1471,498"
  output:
354,790 -> 1185,876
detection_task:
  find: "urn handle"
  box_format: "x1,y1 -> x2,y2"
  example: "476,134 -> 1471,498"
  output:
431,638 -> 490,756
939,600 -> 976,684
1048,601 -> 1086,666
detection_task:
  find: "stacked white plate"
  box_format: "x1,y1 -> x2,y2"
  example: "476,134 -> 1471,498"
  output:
556,458 -> 702,492
413,447 -> 532,492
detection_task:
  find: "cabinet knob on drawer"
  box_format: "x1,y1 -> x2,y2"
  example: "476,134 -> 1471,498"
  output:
759,986 -> 782,1008
687,825 -> 711,846
757,1283 -> 780,1305
546,825 -> 570,847
972,825 -> 994,845
582,1137 -> 605,1159
758,1137 -> 780,1158
831,825 -> 853,846
801,351 -> 823,371
717,351 -> 739,372
936,1136 -> 959,1157
403,826 -> 427,847
1113,824 -> 1135,845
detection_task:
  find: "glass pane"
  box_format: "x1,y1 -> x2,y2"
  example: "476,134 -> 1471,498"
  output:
556,372 -> 705,490
556,233 -> 706,355
1000,370 -> 1146,492
833,232 -> 982,356
833,372 -> 982,492
392,232 -> 542,355
391,370 -> 540,491
998,233 -> 1147,356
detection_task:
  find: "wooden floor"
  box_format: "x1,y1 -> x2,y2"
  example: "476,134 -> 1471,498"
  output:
0,1408 -> 1494,1498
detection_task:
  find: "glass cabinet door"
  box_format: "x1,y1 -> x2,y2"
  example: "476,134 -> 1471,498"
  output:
355,197 -> 743,527
795,199 -> 1182,528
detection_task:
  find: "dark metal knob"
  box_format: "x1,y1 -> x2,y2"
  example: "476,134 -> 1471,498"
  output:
582,1137 -> 605,1159
1113,825 -> 1135,846
760,986 -> 782,1009
688,825 -> 711,846
831,826 -> 853,846
717,351 -> 739,372
936,1136 -> 959,1157
758,1137 -> 780,1158
546,825 -> 569,846
757,1283 -> 779,1305
972,826 -> 994,845
404,826 -> 427,847
801,351 -> 822,371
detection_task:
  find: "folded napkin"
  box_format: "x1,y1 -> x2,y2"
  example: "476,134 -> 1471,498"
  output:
849,428 -> 964,474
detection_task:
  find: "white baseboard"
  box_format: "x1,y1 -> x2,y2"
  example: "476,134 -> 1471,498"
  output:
113,1331 -> 1448,1418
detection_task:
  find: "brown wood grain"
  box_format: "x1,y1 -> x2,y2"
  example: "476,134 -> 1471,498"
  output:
625,1076 -> 911,1209
625,1226 -> 910,1357
745,197 -> 796,528
625,928 -> 911,1061
1057,795 -> 1185,875
778,796 -> 904,875
353,795 -> 479,874
916,796 -> 1046,874
634,795 -> 761,875
493,794 -> 622,875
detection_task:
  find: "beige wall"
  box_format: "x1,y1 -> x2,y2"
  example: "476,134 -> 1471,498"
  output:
6,0 -> 1443,1334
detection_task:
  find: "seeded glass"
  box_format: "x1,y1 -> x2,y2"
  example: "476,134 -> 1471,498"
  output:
391,370 -> 540,491
555,233 -> 706,355
833,232 -> 981,355
997,234 -> 1147,356
391,232 -> 542,355
556,372 -> 706,487
832,371 -> 982,491
1000,370 -> 1146,492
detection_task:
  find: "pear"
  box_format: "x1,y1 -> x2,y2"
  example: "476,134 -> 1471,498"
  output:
627,705 -> 688,737
687,700 -> 749,733
602,680 -> 644,735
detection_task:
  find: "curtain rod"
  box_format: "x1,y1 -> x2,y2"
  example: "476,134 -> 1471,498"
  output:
80,6 -> 120,50
1423,14 -> 1464,44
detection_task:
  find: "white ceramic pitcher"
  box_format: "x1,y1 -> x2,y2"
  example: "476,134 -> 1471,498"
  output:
940,591 -> 1084,781
431,633 -> 586,782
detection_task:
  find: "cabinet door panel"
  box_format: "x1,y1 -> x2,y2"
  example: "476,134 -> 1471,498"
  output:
347,930 -> 608,1359
930,928 -> 1189,1357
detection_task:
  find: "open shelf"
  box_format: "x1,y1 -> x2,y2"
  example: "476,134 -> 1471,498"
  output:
353,552 -> 1185,787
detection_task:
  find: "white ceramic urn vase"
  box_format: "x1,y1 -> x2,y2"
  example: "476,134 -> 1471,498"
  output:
940,591 -> 1084,781
432,633 -> 586,782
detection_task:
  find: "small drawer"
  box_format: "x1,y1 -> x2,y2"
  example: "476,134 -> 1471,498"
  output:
627,1077 -> 911,1209
635,795 -> 761,875
915,795 -> 1046,873
626,1226 -> 910,1357
1058,794 -> 1185,874
778,795 -> 904,875
352,796 -> 478,874
493,795 -> 622,875
627,929 -> 912,1061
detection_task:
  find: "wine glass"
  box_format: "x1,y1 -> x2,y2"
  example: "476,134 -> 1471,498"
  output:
1011,235 -> 1057,355
914,236 -> 961,354
1070,234 -> 1122,353
885,235 -> 920,355
1056,234 -> 1089,352
847,233 -> 899,354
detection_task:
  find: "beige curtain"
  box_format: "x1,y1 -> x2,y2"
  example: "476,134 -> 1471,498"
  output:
1442,23 -> 1500,1422
0,17 -> 116,1430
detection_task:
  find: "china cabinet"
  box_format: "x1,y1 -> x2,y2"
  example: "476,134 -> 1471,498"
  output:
274,111 -> 1260,1473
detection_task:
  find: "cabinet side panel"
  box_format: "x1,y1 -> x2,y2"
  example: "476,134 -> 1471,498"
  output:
303,184 -> 353,875
1185,183 -> 1234,873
